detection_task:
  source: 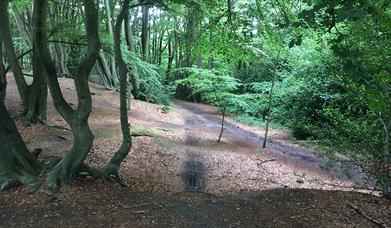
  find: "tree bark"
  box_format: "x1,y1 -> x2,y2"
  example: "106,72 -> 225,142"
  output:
0,0 -> 29,108
0,60 -> 41,192
124,7 -> 135,52
0,0 -> 48,123
33,0 -> 100,193
102,0 -> 132,177
218,106 -> 226,142
141,6 -> 149,60
104,0 -> 118,84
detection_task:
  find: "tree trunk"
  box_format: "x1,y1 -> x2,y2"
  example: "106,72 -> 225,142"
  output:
0,0 -> 48,123
141,6 -> 149,60
102,0 -> 132,177
124,7 -> 139,99
380,115 -> 391,199
124,7 -> 135,52
33,0 -> 100,193
0,42 -> 4,84
262,71 -> 276,148
104,0 -> 118,84
98,51 -> 116,87
0,0 -> 29,108
24,48 -> 48,123
217,106 -> 226,142
0,63 -> 41,192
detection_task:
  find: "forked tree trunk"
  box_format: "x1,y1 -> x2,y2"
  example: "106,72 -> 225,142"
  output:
33,0 -> 100,193
81,0 -> 132,181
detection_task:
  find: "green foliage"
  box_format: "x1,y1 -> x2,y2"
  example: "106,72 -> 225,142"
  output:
175,67 -> 240,110
123,49 -> 171,105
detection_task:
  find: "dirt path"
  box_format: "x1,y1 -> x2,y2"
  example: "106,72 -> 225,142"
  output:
169,99 -> 368,193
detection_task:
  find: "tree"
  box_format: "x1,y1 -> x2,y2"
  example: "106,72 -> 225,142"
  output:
0,0 -> 48,123
33,0 -> 100,192
0,38 -> 42,191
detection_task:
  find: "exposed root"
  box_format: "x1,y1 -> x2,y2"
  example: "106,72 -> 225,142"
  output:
0,173 -> 39,192
80,163 -> 126,187
44,159 -> 76,195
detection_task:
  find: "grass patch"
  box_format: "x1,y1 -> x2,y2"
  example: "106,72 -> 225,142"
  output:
96,129 -> 122,138
152,136 -> 178,149
161,105 -> 174,114
130,123 -> 157,136
92,107 -> 113,116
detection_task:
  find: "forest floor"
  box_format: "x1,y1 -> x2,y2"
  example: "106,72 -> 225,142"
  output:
1,74 -> 391,227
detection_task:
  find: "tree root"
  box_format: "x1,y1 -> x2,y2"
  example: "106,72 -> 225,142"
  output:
347,204 -> 386,227
44,159 -> 76,195
0,173 -> 39,192
80,163 -> 126,187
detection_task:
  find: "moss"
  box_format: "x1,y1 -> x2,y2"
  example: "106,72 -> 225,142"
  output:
152,136 -> 178,149
92,107 -> 113,116
96,129 -> 122,138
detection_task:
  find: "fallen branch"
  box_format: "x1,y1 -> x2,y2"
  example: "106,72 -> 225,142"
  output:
347,204 -> 386,227
130,132 -> 154,137
41,120 -> 71,131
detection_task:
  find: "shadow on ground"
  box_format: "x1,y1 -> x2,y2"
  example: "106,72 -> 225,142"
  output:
0,180 -> 390,227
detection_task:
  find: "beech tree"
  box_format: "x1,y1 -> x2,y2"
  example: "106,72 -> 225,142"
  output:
0,0 -> 47,123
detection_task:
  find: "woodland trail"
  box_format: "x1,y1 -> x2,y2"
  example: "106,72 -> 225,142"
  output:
3,77 -> 390,227
170,99 -> 369,192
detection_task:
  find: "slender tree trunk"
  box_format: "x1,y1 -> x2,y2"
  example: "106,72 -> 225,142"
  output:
104,0 -> 118,84
380,115 -> 391,199
103,0 -> 132,176
262,69 -> 277,148
0,0 -> 29,108
0,0 -> 48,123
141,6 -> 149,60
124,7 -> 135,52
165,36 -> 174,82
98,51 -> 115,87
218,106 -> 226,142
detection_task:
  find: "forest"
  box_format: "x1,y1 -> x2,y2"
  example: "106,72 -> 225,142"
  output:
0,0 -> 391,226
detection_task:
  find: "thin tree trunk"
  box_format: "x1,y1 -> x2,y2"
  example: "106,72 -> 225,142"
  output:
0,0 -> 47,123
124,7 -> 135,52
141,6 -> 149,60
262,70 -> 278,148
379,115 -> 391,199
0,0 -> 29,108
99,51 -> 115,87
218,106 -> 226,142
104,0 -> 118,85
103,0 -> 132,176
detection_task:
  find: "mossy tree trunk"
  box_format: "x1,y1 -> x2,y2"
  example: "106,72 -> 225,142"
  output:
33,0 -> 100,193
